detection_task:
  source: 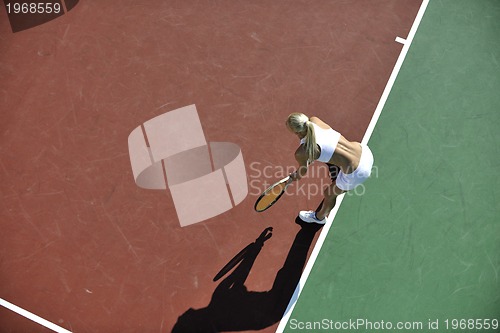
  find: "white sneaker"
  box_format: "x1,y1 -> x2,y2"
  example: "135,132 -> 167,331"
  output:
299,210 -> 326,224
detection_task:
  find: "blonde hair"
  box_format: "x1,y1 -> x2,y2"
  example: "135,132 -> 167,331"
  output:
286,113 -> 318,164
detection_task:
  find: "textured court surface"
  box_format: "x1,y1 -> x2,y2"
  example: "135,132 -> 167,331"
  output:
284,1 -> 500,332
1,1 -> 423,332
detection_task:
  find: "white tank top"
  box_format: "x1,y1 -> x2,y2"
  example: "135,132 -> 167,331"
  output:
300,123 -> 341,163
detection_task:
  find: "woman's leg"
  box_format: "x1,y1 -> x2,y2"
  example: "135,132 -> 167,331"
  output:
316,182 -> 344,220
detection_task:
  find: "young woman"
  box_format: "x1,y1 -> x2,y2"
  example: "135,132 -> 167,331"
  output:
286,112 -> 374,224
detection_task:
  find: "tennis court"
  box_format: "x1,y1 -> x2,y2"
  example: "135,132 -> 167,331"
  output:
2,1 -> 498,333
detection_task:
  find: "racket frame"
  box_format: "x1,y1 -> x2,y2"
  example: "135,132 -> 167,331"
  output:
254,175 -> 292,212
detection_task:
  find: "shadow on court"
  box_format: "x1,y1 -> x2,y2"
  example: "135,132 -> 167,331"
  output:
171,219 -> 323,332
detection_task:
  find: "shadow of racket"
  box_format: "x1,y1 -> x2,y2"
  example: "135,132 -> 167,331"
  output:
213,227 -> 273,282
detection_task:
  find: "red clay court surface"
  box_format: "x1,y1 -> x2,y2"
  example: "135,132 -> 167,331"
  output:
0,1 -> 421,332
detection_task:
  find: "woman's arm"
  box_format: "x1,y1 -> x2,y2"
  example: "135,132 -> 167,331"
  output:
290,147 -> 308,181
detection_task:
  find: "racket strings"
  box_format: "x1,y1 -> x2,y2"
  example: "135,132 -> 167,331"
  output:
254,180 -> 289,212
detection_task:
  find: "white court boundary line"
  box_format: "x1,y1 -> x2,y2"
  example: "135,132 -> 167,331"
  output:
0,298 -> 72,333
276,0 -> 430,331
395,36 -> 407,45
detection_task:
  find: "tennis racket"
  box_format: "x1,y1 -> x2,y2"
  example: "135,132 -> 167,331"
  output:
254,175 -> 292,212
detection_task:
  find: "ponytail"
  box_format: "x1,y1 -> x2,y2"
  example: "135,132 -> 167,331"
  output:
304,121 -> 317,164
286,112 -> 318,164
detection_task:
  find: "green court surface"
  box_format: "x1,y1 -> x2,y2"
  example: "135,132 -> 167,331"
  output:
283,1 -> 500,332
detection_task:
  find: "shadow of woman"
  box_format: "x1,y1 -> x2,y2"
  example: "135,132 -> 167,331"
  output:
171,218 -> 323,332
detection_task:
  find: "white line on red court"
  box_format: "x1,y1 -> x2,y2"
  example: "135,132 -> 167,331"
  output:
0,298 -> 72,333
